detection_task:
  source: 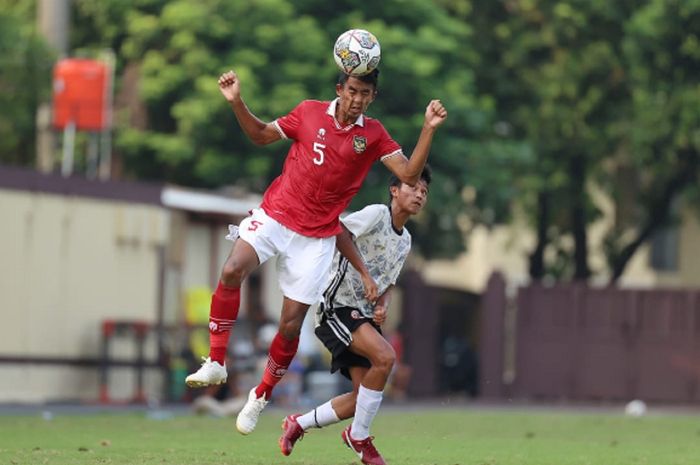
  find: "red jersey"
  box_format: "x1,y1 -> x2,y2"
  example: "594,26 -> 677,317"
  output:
261,99 -> 402,238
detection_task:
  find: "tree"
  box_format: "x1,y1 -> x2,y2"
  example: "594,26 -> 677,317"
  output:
469,1 -> 648,282
603,0 -> 700,282
0,1 -> 54,166
36,0 -> 700,280
70,0 -> 522,259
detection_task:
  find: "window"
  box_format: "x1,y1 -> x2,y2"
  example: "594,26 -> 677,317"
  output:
649,226 -> 679,271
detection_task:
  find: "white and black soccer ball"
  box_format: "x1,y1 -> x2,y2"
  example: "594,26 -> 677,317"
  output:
333,29 -> 381,76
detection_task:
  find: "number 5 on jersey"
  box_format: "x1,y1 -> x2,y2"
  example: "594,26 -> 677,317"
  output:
313,142 -> 325,165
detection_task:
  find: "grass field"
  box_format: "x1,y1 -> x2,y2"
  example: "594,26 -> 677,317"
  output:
1,405 -> 700,465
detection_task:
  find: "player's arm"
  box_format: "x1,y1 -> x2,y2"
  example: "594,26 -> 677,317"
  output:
373,285 -> 393,326
218,70 -> 281,146
335,224 -> 379,303
382,99 -> 447,185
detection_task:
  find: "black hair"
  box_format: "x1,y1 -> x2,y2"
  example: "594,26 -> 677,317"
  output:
388,164 -> 432,203
337,68 -> 380,89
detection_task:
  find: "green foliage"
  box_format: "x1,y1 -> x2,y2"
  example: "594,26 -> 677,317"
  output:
0,1 -> 54,166
597,0 -> 700,280
67,0 -> 700,268
70,0 -> 510,258
4,0 -> 698,274
466,0 -> 700,281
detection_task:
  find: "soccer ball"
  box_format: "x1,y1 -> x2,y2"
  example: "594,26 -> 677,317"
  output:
624,399 -> 647,417
333,29 -> 381,76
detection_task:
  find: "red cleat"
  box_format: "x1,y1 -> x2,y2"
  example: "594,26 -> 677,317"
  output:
279,414 -> 305,456
341,425 -> 386,465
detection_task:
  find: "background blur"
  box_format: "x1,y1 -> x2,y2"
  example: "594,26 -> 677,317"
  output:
1,0 -> 699,409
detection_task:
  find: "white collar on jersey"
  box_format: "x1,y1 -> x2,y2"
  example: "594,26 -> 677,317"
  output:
327,98 -> 365,128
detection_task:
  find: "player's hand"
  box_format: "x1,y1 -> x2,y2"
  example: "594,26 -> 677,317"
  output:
360,273 -> 379,305
424,99 -> 447,129
218,70 -> 240,102
373,305 -> 387,326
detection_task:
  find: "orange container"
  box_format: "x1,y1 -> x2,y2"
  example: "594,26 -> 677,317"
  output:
52,58 -> 110,131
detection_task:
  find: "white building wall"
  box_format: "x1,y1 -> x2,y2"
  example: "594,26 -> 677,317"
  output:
424,190 -> 700,293
0,188 -> 168,402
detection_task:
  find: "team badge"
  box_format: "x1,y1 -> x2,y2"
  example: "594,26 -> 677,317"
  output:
352,135 -> 367,154
350,310 -> 362,320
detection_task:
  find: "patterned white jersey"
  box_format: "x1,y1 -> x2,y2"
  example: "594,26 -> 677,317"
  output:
321,204 -> 412,318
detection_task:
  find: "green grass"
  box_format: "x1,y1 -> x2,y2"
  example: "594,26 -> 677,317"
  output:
1,407 -> 700,464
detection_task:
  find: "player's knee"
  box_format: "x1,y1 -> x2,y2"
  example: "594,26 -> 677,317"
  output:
220,261 -> 246,286
277,304 -> 307,339
277,320 -> 302,340
373,346 -> 396,374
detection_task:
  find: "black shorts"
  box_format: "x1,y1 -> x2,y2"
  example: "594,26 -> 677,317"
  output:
315,305 -> 382,380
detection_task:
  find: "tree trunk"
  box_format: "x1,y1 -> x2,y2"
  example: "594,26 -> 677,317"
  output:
610,149 -> 699,283
570,154 -> 591,280
529,190 -> 549,280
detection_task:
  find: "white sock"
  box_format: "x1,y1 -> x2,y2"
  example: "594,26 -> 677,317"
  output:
351,385 -> 383,440
296,400 -> 340,430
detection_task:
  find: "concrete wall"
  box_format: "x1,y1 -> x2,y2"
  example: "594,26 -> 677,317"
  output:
0,187 -> 168,402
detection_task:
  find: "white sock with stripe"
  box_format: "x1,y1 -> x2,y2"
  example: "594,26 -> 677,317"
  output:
350,384 -> 383,440
297,400 -> 340,431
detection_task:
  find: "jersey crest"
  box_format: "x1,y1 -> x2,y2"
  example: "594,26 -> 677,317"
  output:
353,135 -> 367,154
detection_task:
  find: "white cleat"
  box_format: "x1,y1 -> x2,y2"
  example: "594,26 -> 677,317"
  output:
185,357 -> 227,388
236,388 -> 268,435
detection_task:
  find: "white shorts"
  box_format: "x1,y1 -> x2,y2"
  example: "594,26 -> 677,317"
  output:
235,208 -> 336,305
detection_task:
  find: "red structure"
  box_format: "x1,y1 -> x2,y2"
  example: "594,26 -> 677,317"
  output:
52,58 -> 111,131
100,320 -> 152,404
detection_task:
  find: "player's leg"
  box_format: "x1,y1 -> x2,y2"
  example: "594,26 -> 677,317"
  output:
279,391 -> 351,456
312,306 -> 388,464
186,209 -> 280,388
279,367 -> 368,456
349,323 -> 396,392
330,368 -> 365,418
237,297 -> 309,434
341,325 -> 394,465
256,297 -> 310,398
238,230 -> 336,433
282,303 -> 371,453
185,238 -> 259,387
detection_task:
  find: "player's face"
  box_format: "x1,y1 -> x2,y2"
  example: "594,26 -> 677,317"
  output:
335,77 -> 376,120
394,179 -> 429,215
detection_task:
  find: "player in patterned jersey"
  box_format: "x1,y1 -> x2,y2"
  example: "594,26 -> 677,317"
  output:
278,167 -> 432,465
185,67 -> 447,436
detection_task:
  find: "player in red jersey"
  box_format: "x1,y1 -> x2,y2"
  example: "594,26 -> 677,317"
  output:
185,67 -> 447,435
